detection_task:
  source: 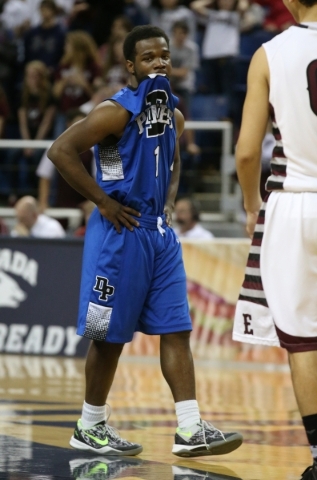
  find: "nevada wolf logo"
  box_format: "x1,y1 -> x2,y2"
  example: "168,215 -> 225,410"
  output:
0,271 -> 27,308
136,89 -> 173,138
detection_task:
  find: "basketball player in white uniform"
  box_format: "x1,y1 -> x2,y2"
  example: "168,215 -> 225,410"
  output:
232,0 -> 317,478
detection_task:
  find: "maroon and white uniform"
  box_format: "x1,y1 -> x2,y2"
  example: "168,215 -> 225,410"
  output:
233,24 -> 317,352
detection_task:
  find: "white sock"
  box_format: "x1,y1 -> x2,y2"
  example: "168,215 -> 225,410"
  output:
81,401 -> 106,429
175,400 -> 200,430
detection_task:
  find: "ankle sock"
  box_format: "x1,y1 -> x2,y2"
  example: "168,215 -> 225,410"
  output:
175,399 -> 200,430
302,413 -> 317,460
81,401 -> 106,429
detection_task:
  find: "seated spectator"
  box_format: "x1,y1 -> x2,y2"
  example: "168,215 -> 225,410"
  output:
52,30 -> 103,137
170,20 -> 199,110
11,195 -> 66,237
173,197 -> 214,239
5,60 -> 56,203
36,109 -> 95,212
256,0 -> 295,33
23,0 -> 66,77
150,0 -> 196,41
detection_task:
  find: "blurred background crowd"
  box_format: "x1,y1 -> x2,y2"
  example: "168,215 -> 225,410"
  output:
0,0 -> 292,236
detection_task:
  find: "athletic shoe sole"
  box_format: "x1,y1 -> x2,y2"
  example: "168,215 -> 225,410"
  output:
69,436 -> 143,456
172,433 -> 243,458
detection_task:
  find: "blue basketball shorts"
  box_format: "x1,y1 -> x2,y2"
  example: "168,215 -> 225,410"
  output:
77,208 -> 192,343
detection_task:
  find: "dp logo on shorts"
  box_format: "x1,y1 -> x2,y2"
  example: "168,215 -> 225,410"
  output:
93,276 -> 115,302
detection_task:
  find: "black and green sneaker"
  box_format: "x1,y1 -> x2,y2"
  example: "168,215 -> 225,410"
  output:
70,419 -> 143,456
172,420 -> 243,458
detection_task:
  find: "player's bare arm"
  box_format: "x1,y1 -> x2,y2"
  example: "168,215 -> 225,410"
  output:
164,108 -> 184,226
236,46 -> 270,238
47,101 -> 141,233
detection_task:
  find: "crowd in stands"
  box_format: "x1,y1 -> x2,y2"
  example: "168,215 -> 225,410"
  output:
0,0 -> 294,235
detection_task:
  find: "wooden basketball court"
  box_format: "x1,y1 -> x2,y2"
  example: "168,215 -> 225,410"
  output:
0,353 -> 311,479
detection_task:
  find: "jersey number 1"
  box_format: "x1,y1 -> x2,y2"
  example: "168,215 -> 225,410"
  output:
307,60 -> 317,116
154,146 -> 159,177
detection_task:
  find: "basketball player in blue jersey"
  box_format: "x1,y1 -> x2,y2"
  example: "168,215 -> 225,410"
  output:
48,25 -> 243,458
232,0 -> 317,478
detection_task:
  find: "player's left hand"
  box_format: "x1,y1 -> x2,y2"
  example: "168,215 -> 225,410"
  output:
164,204 -> 173,227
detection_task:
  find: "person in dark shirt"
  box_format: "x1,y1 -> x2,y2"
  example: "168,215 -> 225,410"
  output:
52,30 -> 102,137
23,0 -> 66,77
6,60 -> 56,202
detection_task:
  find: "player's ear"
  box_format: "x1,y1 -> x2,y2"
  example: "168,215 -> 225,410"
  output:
126,60 -> 135,75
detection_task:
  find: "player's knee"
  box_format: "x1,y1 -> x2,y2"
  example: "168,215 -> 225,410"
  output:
160,330 -> 191,347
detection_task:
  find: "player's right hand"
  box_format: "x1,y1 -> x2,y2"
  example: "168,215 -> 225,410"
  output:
246,211 -> 259,238
98,197 -> 141,233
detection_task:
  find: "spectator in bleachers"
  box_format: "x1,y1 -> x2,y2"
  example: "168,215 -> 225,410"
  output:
98,15 -> 133,65
190,0 -> 245,116
103,37 -> 129,91
5,60 -> 56,203
150,0 -> 196,41
173,197 -> 214,239
36,108 -> 94,212
109,15 -> 134,39
255,0 -> 295,33
170,20 -> 199,111
23,0 -> 66,77
52,30 -> 102,137
239,0 -> 265,33
11,194 -> 66,237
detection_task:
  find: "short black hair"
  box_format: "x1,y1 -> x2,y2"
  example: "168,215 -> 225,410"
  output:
123,25 -> 169,62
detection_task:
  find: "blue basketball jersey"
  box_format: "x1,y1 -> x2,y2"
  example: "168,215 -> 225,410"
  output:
94,74 -> 179,216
